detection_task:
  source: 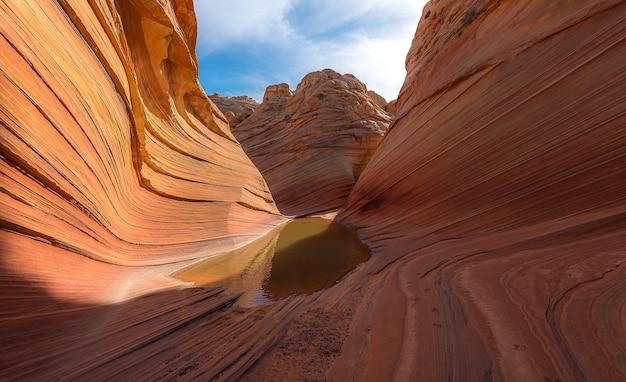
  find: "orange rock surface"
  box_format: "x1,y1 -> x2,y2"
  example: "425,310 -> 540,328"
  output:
2,0 -> 625,380
234,69 -> 393,216
0,0 -> 284,267
334,0 -> 626,380
0,0 -> 283,378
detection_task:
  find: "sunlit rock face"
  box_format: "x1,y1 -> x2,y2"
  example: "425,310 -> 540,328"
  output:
0,0 -> 284,267
2,0 -> 625,381
335,0 -> 626,380
234,69 -> 393,216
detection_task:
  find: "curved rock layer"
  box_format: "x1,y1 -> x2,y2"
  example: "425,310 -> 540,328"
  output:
0,0 -> 283,266
335,0 -> 626,380
2,0 -> 626,381
234,69 -> 393,216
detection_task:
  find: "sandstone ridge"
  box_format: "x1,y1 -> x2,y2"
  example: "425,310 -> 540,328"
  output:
234,68 -> 393,216
334,0 -> 626,380
0,0 -> 284,267
0,0 -> 284,378
1,0 -> 625,381
209,93 -> 259,128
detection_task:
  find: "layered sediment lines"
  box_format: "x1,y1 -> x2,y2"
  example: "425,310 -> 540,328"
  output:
0,0 -> 283,266
2,0 -> 626,380
234,69 -> 392,216
334,0 -> 626,380
0,1 -> 286,378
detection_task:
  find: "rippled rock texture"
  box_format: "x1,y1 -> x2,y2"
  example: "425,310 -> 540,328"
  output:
0,0 -> 283,267
0,0 -> 285,379
234,69 -> 393,216
2,0 -> 625,381
335,0 -> 626,380
209,93 -> 259,128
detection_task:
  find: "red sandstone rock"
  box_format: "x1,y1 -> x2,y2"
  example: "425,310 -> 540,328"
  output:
383,99 -> 397,115
234,69 -> 393,216
367,89 -> 397,119
209,93 -> 259,128
366,90 -> 388,109
0,0 -> 284,267
2,0 -> 625,380
333,0 -> 626,380
0,0 -> 283,378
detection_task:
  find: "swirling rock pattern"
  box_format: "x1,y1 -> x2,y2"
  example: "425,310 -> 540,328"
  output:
2,0 -> 625,380
234,69 -> 393,216
335,0 -> 626,380
0,0 -> 285,378
0,0 -> 284,266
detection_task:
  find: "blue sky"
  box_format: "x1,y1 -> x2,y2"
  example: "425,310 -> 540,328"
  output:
194,0 -> 429,102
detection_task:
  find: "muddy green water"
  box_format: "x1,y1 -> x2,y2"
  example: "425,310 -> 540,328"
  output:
175,217 -> 370,305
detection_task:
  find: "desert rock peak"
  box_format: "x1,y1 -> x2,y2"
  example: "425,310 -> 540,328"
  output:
0,0 -> 283,267
263,83 -> 294,102
367,90 -> 388,109
234,69 -> 393,216
383,99 -> 397,114
296,68 -> 340,90
209,93 -> 259,128
2,0 -> 625,381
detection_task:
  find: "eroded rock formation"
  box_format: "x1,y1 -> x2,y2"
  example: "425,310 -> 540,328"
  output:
333,0 -> 626,380
0,0 -> 284,378
0,0 -> 283,268
2,0 -> 625,381
234,69 -> 393,216
208,93 -> 259,128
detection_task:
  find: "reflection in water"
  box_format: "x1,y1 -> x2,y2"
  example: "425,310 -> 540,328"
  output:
263,218 -> 370,299
174,218 -> 370,305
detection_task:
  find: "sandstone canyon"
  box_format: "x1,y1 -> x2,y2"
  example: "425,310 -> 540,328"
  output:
1,0 -> 625,381
233,69 -> 393,216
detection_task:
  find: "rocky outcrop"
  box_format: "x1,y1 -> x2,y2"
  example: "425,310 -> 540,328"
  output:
234,69 -> 393,216
2,0 -> 625,381
209,93 -> 259,128
0,0 -> 283,267
366,90 -> 388,109
0,0 -> 285,379
367,90 -> 397,117
333,0 -> 626,380
383,99 -> 397,115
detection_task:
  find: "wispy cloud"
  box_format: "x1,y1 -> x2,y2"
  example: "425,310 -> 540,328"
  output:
195,0 -> 429,101
194,0 -> 296,54
286,0 -> 424,38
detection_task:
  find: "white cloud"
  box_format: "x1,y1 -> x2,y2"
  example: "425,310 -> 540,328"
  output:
287,0 -> 425,38
195,0 -> 430,101
194,0 -> 295,54
311,33 -> 417,101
